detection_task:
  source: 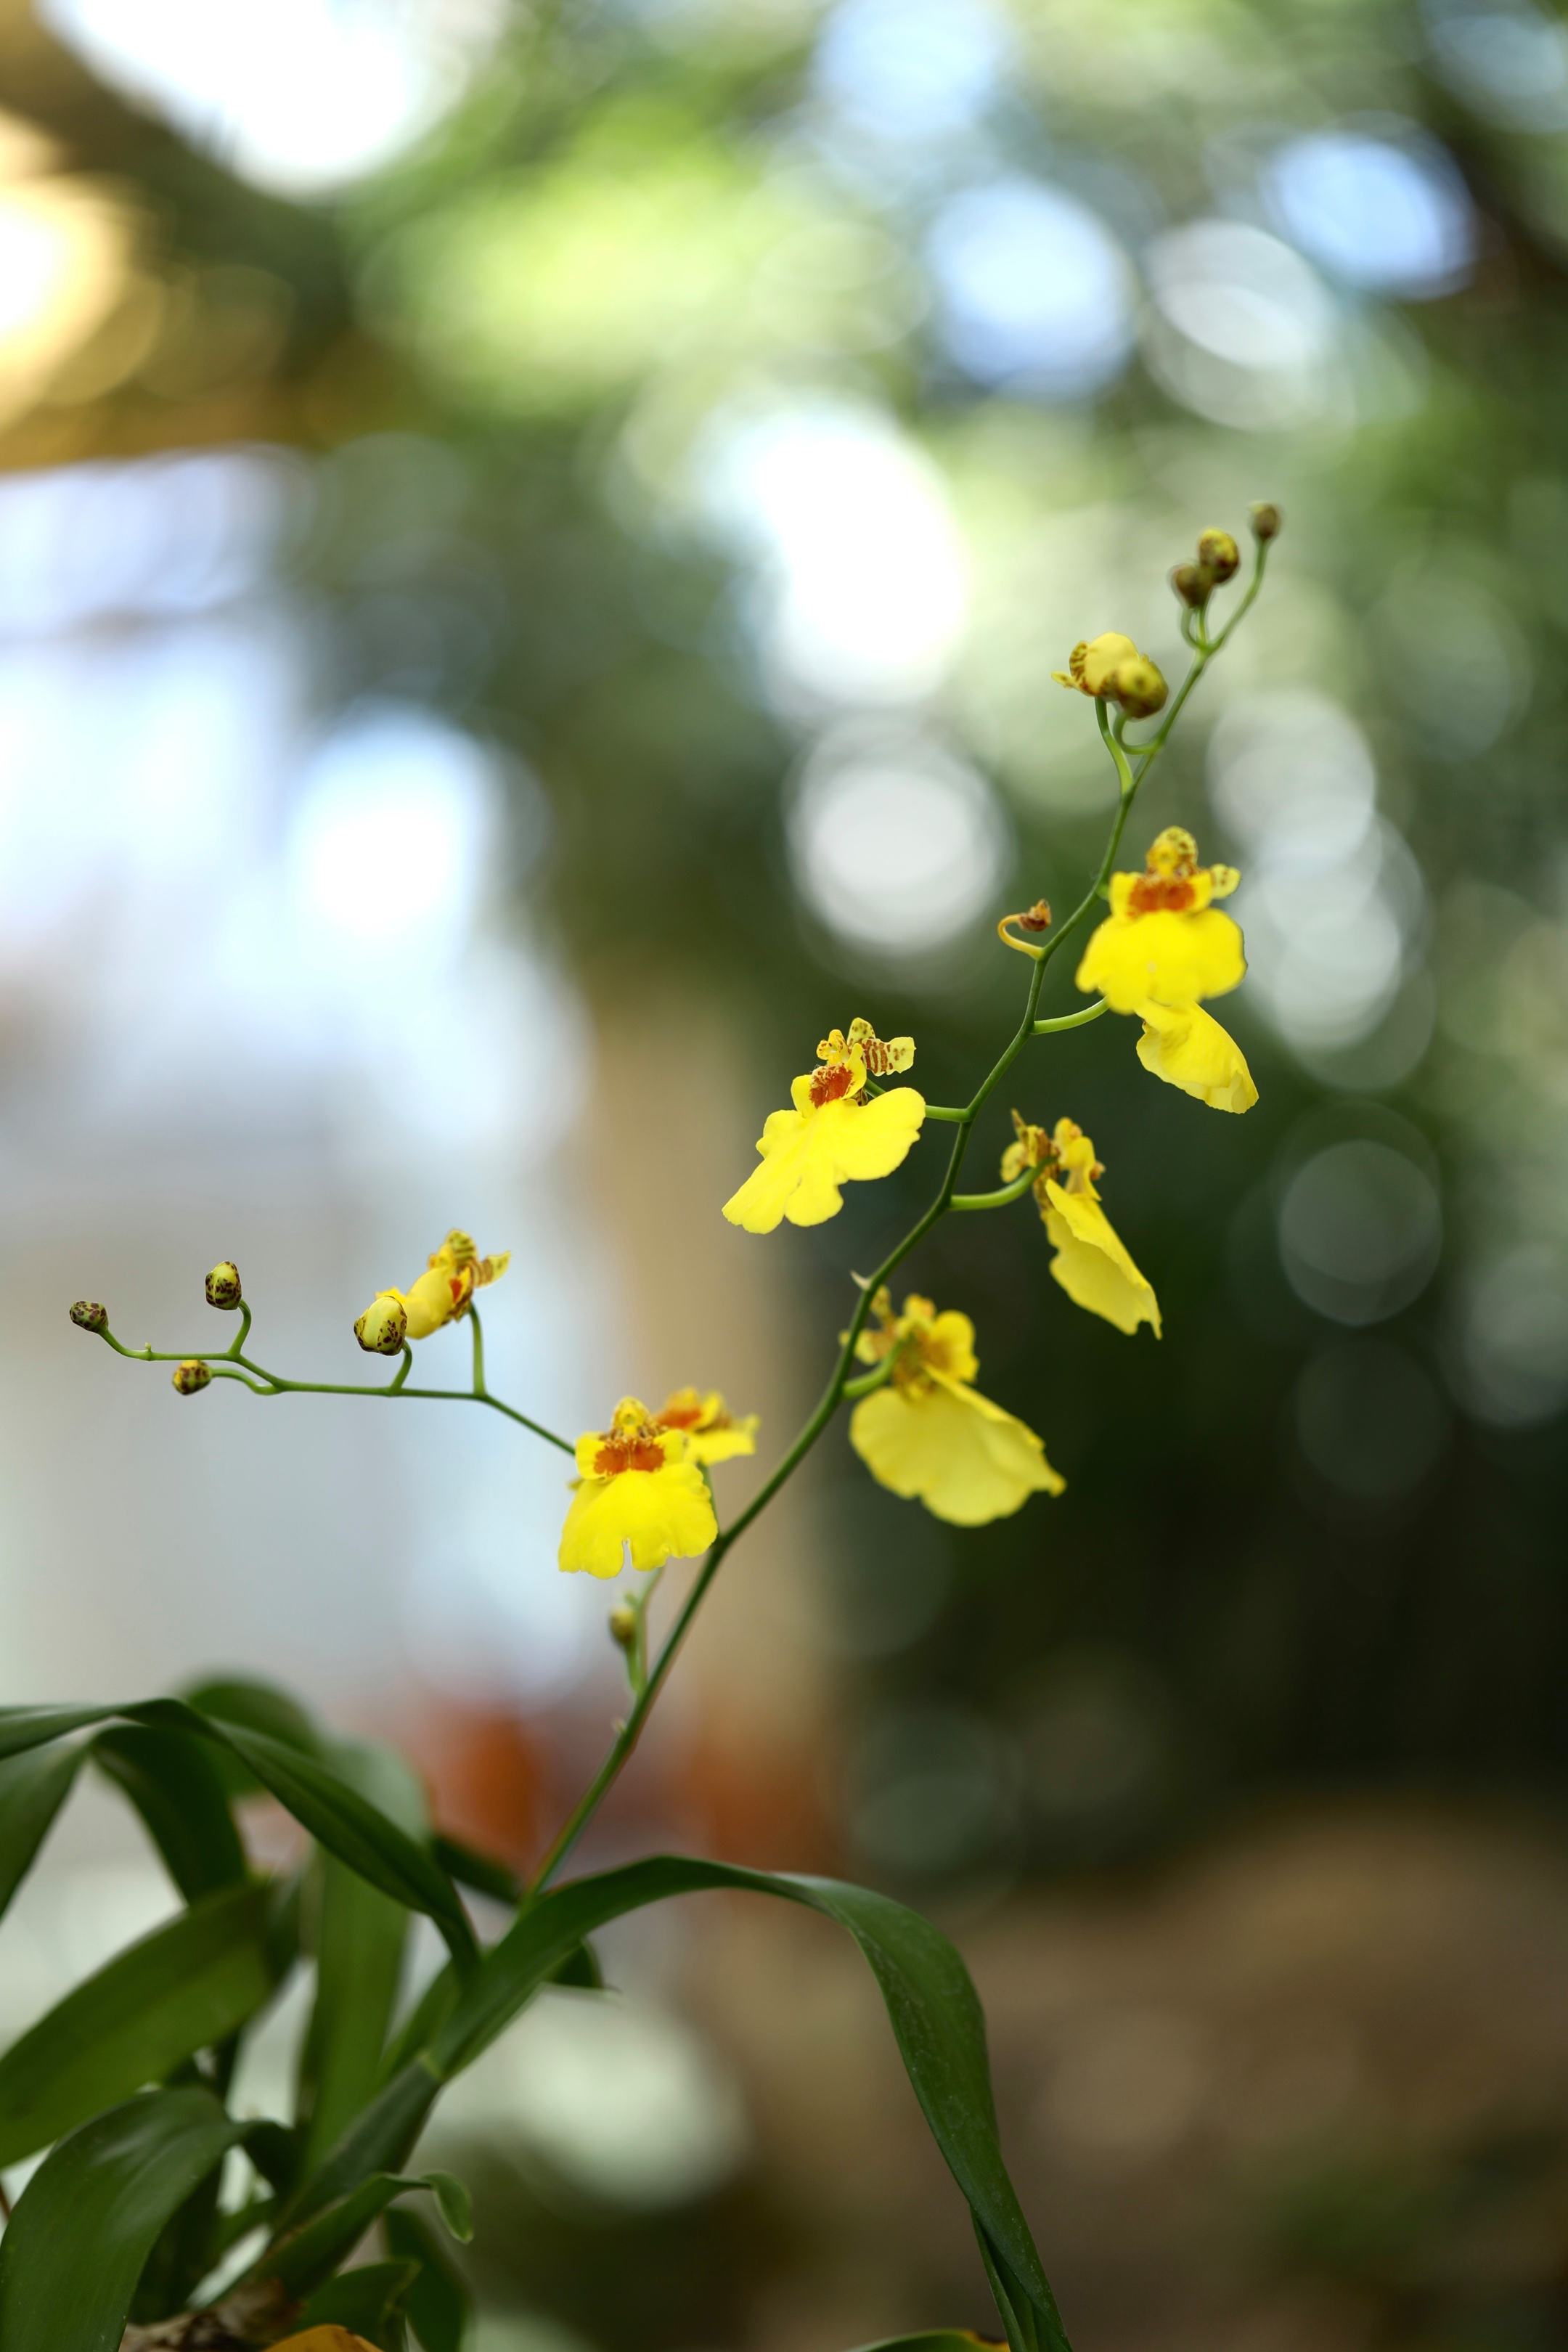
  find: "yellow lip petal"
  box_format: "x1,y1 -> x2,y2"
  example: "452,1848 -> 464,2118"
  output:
1134,998 -> 1257,1113
723,1085 -> 926,1233
1042,1183 -> 1161,1338
849,1376 -> 1063,1524
1075,907 -> 1245,1010
559,1458 -> 717,1577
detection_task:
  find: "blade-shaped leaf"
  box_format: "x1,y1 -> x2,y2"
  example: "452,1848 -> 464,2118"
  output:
293,1855 -> 1068,2351
265,2169 -> 471,2298
296,2259 -> 418,2348
298,1741 -> 422,2171
91,1724 -> 247,1900
385,2208 -> 473,2352
0,2088 -> 245,2352
0,1880 -> 286,2168
0,1740 -> 84,1922
0,1699 -> 475,1971
849,2337 -> 1005,2350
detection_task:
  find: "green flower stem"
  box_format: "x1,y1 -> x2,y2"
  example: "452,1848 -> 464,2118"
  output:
841,1353 -> 900,1402
920,1103 -> 973,1123
226,1304 -> 253,1357
91,1324 -> 573,1454
1095,698 -> 1135,796
469,1304 -> 488,1395
526,551 -> 1270,1892
950,1166 -> 1042,1214
1032,998 -> 1106,1037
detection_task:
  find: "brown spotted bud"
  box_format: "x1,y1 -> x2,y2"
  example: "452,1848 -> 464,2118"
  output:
172,1359 -> 211,1396
1169,561 -> 1206,609
1249,500 -> 1282,542
70,1299 -> 107,1332
354,1292 -> 408,1355
1196,528 -> 1240,584
1107,654 -> 1168,719
205,1260 -> 242,1311
609,1604 -> 638,1650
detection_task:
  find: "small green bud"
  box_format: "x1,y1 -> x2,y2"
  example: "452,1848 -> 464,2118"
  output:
354,1292 -> 408,1355
1107,653 -> 1168,719
609,1604 -> 638,1650
1249,500 -> 1282,542
205,1260 -> 242,1311
172,1359 -> 211,1396
70,1299 -> 107,1332
1196,527 -> 1240,584
1169,561 -> 1206,610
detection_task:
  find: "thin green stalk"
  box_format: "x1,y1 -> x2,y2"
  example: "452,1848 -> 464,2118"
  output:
1033,999 -> 1106,1037
93,1326 -> 573,1453
950,1166 -> 1041,1214
526,544 -> 1271,1890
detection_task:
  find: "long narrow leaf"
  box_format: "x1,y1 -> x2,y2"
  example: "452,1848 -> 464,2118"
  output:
91,1724 -> 247,1900
265,2170 -> 471,2298
0,1699 -> 475,1969
290,1854 -> 1067,2350
0,2088 -> 245,2352
0,1741 -> 84,1921
0,1881 -> 285,2168
385,2208 -> 473,2352
297,1741 -> 422,2171
296,2259 -> 418,2347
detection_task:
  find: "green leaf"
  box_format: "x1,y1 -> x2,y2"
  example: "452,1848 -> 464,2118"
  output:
0,1880 -> 287,2168
433,1831 -> 521,1905
179,1674 -> 324,1794
0,1741 -> 84,1921
0,1698 -> 476,1972
91,1724 -> 247,1900
0,2088 -> 245,2352
297,1741 -> 422,2171
849,2337 -> 1005,2350
297,2259 -> 418,2348
293,1855 -> 1068,2351
385,2208 -> 473,2352
0,1705 -> 113,1762
264,2168 -> 472,2298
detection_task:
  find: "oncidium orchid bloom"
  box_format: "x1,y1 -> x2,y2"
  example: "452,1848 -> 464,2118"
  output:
849,1290 -> 1064,1525
1003,1114 -> 1160,1338
560,1397 -> 718,1578
655,1386 -> 759,1465
1077,827 -> 1244,1013
723,1018 -> 925,1235
356,1229 -> 510,1350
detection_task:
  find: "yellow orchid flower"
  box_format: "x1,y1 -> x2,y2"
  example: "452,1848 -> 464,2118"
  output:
849,1290 -> 1064,1525
654,1386 -> 759,1466
377,1229 -> 510,1343
1003,1115 -> 1159,1338
560,1397 -> 718,1578
723,1018 -> 925,1235
1135,997 -> 1257,1114
1053,631 -> 1136,696
1076,825 -> 1244,1012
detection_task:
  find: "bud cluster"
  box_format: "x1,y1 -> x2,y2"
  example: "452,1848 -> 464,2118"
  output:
1170,507 -> 1281,614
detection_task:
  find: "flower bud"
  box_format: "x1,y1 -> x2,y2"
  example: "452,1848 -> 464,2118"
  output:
1057,631 -> 1137,698
70,1299 -> 107,1333
1169,561 -> 1206,609
172,1359 -> 211,1396
1249,500 -> 1282,542
1107,654 -> 1168,719
1196,528 -> 1240,584
205,1260 -> 242,1311
354,1292 -> 408,1355
609,1603 -> 638,1650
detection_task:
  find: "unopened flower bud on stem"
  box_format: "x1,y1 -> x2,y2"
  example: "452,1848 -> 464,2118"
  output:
354,1294 -> 409,1355
70,1300 -> 107,1333
172,1360 -> 211,1396
205,1260 -> 242,1311
1108,654 -> 1168,719
1169,561 -> 1206,610
609,1603 -> 638,1651
1196,528 -> 1240,584
1249,501 -> 1282,542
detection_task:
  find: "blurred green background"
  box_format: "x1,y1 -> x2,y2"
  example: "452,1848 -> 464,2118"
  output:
4,0 -> 1568,2345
